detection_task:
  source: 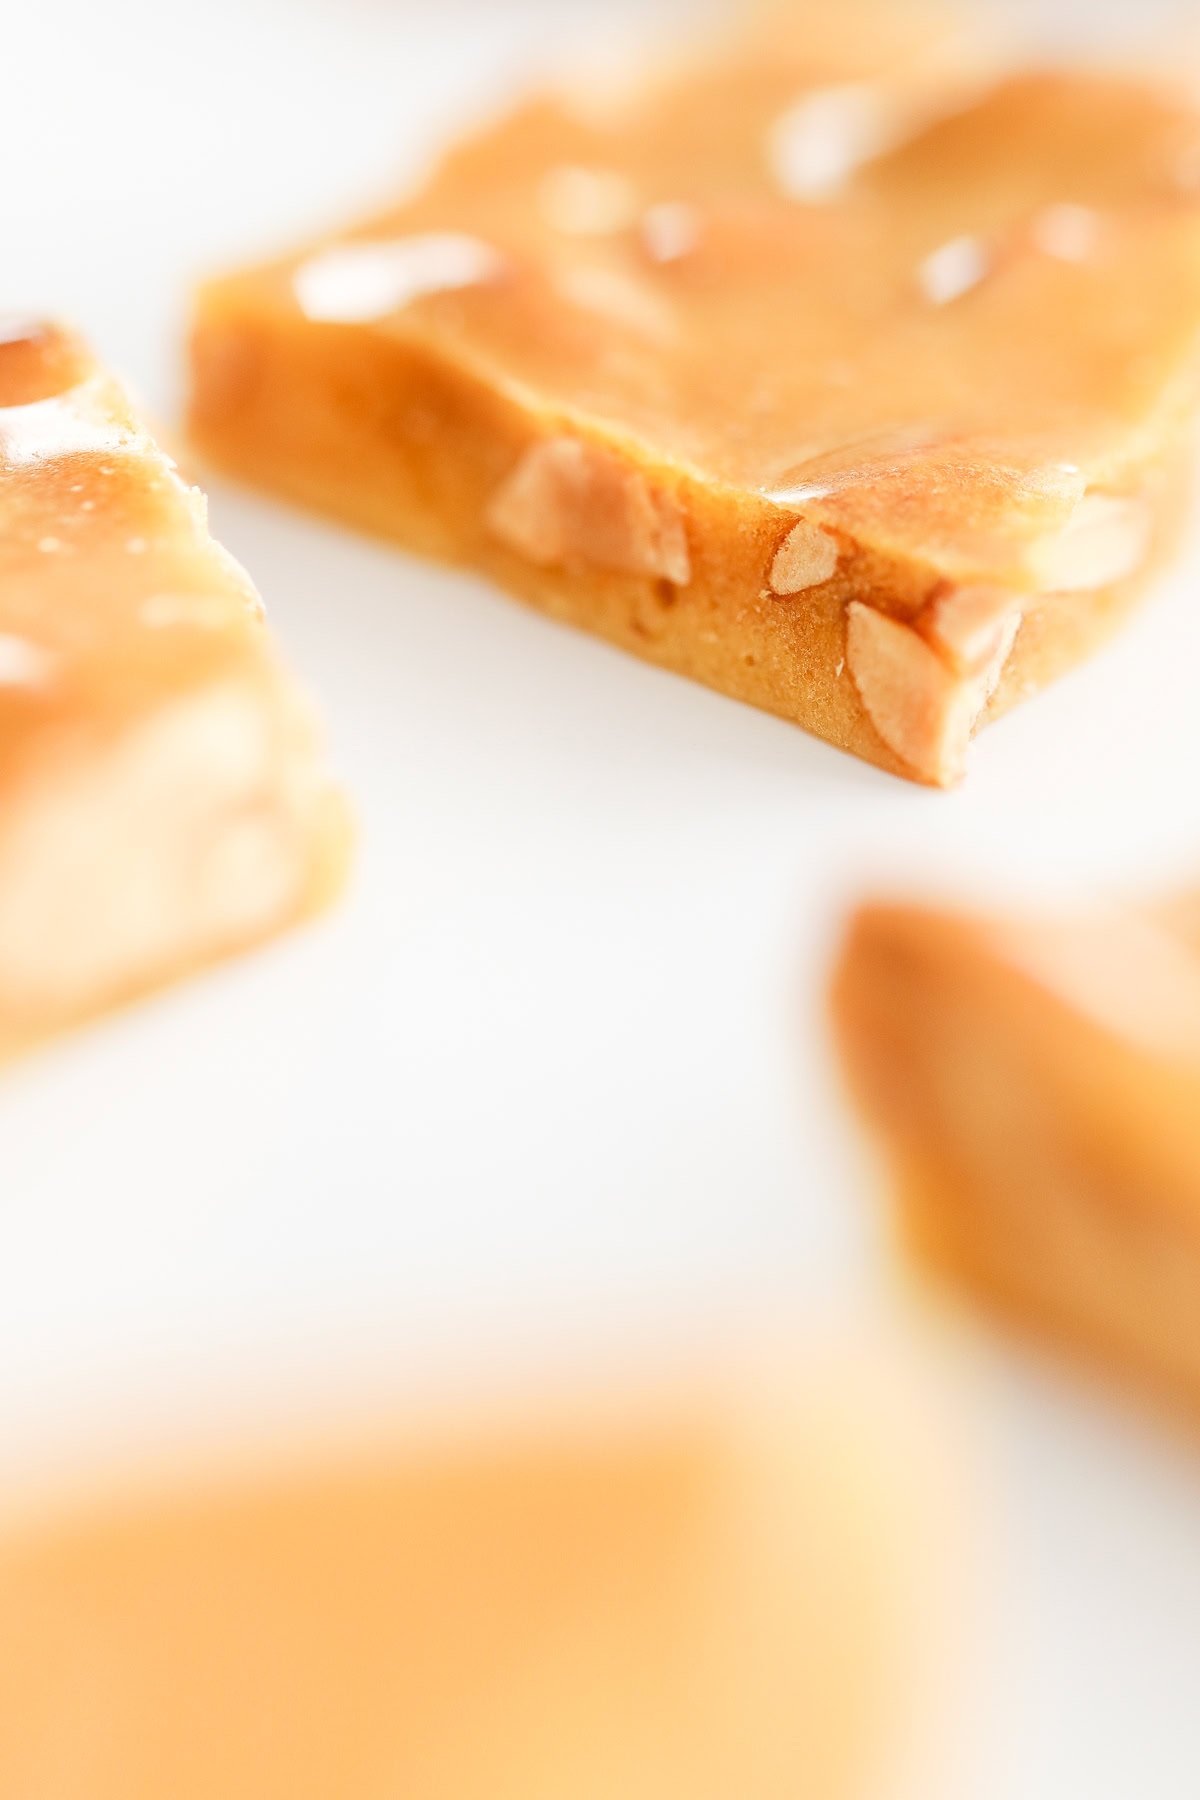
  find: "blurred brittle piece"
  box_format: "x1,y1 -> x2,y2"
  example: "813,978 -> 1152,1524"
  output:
833,892 -> 1200,1412
0,1350 -> 961,1799
0,320 -> 347,1059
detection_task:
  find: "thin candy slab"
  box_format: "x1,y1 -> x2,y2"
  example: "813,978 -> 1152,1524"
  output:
190,22 -> 1200,784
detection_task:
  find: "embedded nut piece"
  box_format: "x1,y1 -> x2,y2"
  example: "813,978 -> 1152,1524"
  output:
487,436 -> 690,584
0,683 -> 321,1013
640,201 -> 701,264
539,165 -> 639,237
555,265 -> 676,341
769,519 -> 840,594
1027,492 -> 1151,593
916,234 -> 991,306
0,633 -> 54,687
1029,202 -> 1103,264
847,600 -> 1016,784
768,84 -> 894,202
924,585 -> 1023,675
293,234 -> 503,324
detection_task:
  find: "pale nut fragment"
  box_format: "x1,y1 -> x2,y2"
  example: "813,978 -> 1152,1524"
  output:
768,83 -> 894,202
769,519 -> 840,595
846,601 -> 1017,785
640,201 -> 701,265
487,436 -> 690,585
140,592 -> 250,631
0,681 -> 319,1013
555,264 -> 676,341
292,234 -> 503,324
923,585 -> 1023,676
1027,492 -> 1151,594
0,633 -> 54,687
1029,202 -> 1103,264
538,165 -> 639,237
915,234 -> 991,306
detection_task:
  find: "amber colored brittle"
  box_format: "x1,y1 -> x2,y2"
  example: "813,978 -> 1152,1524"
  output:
191,19 -> 1200,783
0,319 -> 347,1057
832,894 -> 1200,1411
0,1361 -> 950,1800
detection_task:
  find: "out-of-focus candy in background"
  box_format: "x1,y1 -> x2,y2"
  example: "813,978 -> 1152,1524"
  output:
832,891 -> 1200,1418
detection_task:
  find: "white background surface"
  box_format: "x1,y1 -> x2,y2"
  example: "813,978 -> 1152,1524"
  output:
6,0 -> 1200,1792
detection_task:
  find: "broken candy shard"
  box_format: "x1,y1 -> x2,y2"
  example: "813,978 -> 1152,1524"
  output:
832,893 -> 1200,1414
0,318 -> 348,1059
190,23 -> 1200,784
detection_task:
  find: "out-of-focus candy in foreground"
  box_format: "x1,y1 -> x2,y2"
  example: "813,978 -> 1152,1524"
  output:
0,319 -> 347,1062
0,1345 -> 965,1799
832,894 -> 1200,1414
